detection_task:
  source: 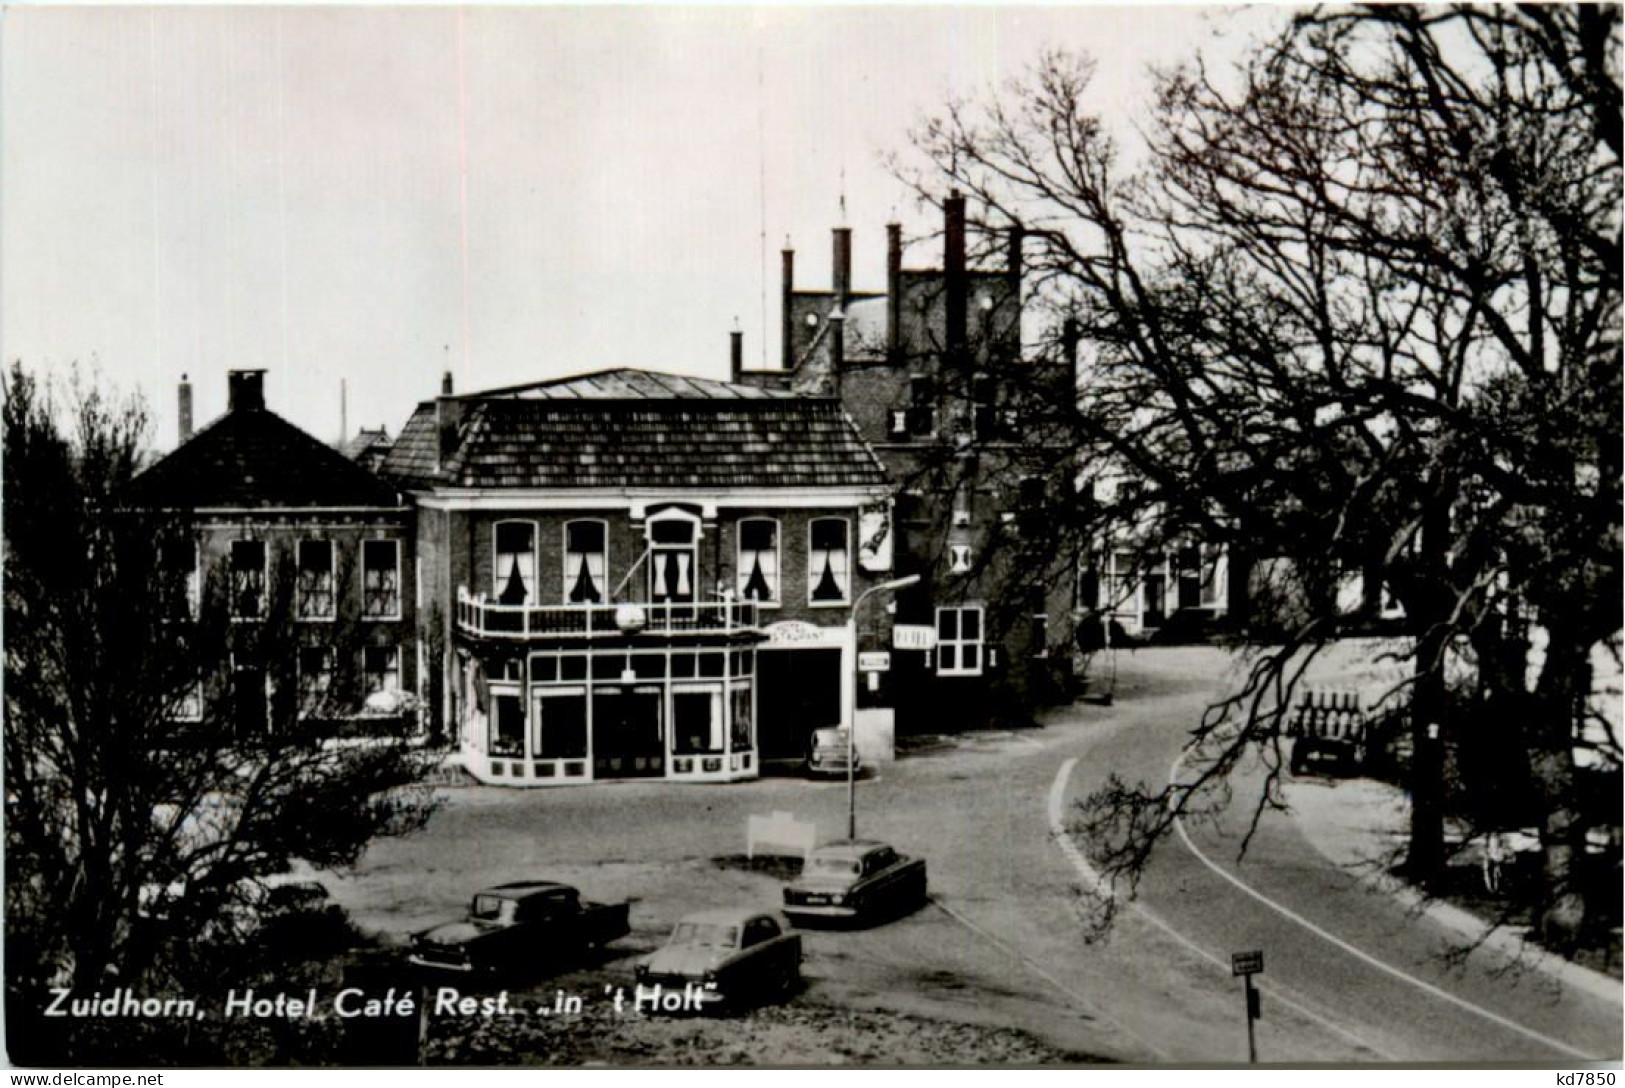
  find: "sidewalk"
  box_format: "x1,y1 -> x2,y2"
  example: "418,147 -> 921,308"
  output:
1284,773 -> 1623,1004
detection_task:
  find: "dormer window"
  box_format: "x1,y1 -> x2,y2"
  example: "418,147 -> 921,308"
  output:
808,517 -> 850,604
494,521 -> 537,605
737,519 -> 779,604
564,520 -> 608,604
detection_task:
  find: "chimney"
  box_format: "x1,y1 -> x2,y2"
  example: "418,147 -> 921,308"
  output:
436,391 -> 464,466
227,369 -> 266,413
729,325 -> 744,383
1062,318 -> 1082,374
886,222 -> 903,362
829,305 -> 845,384
780,244 -> 796,371
441,370 -> 454,396
944,191 -> 967,367
177,374 -> 194,445
832,226 -> 852,305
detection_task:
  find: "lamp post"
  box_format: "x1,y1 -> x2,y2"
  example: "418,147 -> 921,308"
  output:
846,573 -> 921,840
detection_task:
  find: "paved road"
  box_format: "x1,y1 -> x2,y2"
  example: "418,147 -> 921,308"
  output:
328,645 -> 1621,1063
1055,647 -> 1624,1063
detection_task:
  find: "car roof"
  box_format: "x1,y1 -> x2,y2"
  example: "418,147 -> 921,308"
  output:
479,881 -> 577,900
678,907 -> 774,927
811,839 -> 892,860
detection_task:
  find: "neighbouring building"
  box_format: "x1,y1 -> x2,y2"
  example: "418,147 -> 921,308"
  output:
128,369 -> 418,737
380,368 -> 894,785
738,193 -> 1081,731
342,426 -> 395,474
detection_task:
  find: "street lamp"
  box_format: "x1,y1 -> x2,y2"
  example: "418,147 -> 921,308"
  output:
846,573 -> 921,840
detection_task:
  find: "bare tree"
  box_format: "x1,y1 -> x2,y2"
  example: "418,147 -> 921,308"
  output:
3,365 -> 438,1056
894,3 -> 1620,947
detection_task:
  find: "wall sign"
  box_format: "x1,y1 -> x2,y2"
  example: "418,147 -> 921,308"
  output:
893,624 -> 936,651
858,652 -> 891,672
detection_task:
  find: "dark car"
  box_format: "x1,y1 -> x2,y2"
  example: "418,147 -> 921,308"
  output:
782,840 -> 927,924
408,880 -> 630,976
636,908 -> 801,1010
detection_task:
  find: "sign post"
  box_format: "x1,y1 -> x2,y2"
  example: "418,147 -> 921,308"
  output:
1231,950 -> 1263,1063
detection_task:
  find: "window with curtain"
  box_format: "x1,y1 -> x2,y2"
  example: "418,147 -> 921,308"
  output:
737,519 -> 779,604
808,518 -> 850,603
362,540 -> 400,618
493,521 -> 536,605
564,521 -> 607,604
649,517 -> 697,603
297,540 -> 335,619
230,540 -> 266,619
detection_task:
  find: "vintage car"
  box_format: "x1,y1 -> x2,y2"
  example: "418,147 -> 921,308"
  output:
805,726 -> 860,777
782,839 -> 928,924
408,880 -> 630,976
636,908 -> 801,1010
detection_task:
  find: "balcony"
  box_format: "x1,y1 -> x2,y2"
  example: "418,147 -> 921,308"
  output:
455,587 -> 761,641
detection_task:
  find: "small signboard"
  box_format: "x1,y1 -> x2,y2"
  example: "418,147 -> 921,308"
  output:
858,652 -> 891,672
1231,950 -> 1264,977
893,624 -> 936,651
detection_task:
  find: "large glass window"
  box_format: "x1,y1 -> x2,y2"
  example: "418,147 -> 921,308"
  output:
730,685 -> 752,750
936,605 -> 984,676
808,518 -> 850,604
564,521 -> 607,604
491,691 -> 524,757
230,540 -> 266,619
297,540 -> 336,620
531,689 -> 588,759
493,522 -> 536,605
672,687 -> 722,755
362,540 -> 401,619
737,519 -> 779,604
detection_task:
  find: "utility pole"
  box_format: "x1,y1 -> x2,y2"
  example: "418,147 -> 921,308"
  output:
845,573 -> 920,839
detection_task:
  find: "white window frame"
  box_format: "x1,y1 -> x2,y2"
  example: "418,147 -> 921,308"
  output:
936,605 -> 985,676
363,644 -> 401,695
229,539 -> 268,621
646,508 -> 702,604
492,519 -> 539,605
562,519 -> 610,606
736,517 -> 781,607
172,678 -> 203,722
807,516 -> 851,607
361,538 -> 402,620
296,539 -> 338,622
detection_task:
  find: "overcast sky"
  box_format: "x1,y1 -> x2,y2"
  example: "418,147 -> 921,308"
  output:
2,5 -> 1284,450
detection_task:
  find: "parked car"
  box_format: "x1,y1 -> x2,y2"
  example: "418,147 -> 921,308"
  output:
636,908 -> 801,1010
782,839 -> 927,924
408,880 -> 630,976
805,726 -> 859,777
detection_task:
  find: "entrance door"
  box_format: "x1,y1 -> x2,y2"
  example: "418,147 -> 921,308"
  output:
591,686 -> 664,778
756,649 -> 841,765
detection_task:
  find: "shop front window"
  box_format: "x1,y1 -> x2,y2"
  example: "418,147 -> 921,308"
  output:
730,685 -> 752,750
532,689 -> 587,759
491,691 -> 524,757
672,688 -> 722,755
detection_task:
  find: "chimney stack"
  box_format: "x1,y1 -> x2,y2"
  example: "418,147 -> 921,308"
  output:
944,191 -> 967,367
228,369 -> 266,413
436,391 -> 464,467
886,222 -> 903,362
780,244 -> 796,371
832,226 -> 852,305
1062,318 -> 1082,375
441,370 -> 454,396
729,324 -> 744,383
177,374 -> 194,445
1007,225 -> 1024,294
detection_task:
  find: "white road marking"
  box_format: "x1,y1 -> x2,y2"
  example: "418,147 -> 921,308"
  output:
1166,748 -> 1595,1061
1047,758 -> 1394,1059
926,894 -> 1173,1062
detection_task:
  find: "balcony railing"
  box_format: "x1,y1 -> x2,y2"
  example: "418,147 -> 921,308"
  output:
455,587 -> 761,640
